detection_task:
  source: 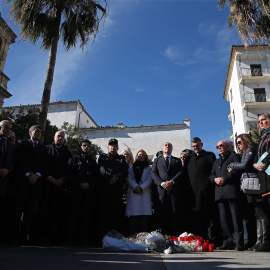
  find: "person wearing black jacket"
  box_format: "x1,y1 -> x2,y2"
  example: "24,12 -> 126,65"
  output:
229,133 -> 267,251
13,125 -> 47,244
98,138 -> 129,238
252,113 -> 270,251
42,130 -> 72,245
187,137 -> 219,243
210,140 -> 243,251
0,120 -> 15,243
66,139 -> 99,246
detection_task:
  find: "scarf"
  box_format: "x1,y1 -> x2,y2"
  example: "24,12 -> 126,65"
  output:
133,160 -> 149,184
259,128 -> 270,157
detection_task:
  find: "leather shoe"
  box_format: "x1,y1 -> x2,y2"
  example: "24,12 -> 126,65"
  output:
217,243 -> 235,250
235,245 -> 244,251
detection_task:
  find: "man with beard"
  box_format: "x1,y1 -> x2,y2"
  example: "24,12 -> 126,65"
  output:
187,137 -> 220,244
66,139 -> 99,246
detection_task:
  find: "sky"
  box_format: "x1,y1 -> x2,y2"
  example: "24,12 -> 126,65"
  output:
0,0 -> 242,155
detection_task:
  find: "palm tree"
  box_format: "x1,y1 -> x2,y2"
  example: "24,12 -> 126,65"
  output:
6,0 -> 107,142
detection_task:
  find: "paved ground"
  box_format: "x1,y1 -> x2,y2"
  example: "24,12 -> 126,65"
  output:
0,245 -> 270,270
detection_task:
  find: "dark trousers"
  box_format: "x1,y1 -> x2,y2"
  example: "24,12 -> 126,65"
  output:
129,216 -> 148,235
66,189 -> 96,245
11,198 -> 41,243
156,191 -> 180,236
41,191 -> 66,244
98,190 -> 123,239
218,198 -> 244,246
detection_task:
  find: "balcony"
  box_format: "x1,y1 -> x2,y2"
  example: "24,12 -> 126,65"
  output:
242,91 -> 270,110
239,67 -> 270,84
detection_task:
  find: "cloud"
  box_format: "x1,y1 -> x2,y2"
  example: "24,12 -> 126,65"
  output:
164,46 -> 180,61
134,87 -> 146,92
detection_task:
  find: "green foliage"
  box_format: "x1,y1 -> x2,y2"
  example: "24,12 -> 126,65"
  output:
0,108 -> 58,144
5,0 -> 108,50
249,127 -> 261,144
218,0 -> 270,45
60,121 -> 103,158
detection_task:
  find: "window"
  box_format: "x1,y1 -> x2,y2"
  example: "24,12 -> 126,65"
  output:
250,64 -> 262,76
233,110 -> 235,124
230,88 -> 233,102
254,88 -> 266,102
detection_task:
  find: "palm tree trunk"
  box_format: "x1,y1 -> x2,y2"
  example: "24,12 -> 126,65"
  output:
38,8 -> 62,143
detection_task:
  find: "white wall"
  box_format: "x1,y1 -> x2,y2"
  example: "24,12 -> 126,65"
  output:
82,124 -> 191,158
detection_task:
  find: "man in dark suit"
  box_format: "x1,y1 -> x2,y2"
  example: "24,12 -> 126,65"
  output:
13,125 -> 47,244
187,137 -> 220,243
210,140 -> 243,251
151,142 -> 183,235
0,120 -> 15,243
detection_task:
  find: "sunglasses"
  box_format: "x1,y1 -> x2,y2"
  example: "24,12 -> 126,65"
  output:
216,144 -> 224,149
237,141 -> 242,145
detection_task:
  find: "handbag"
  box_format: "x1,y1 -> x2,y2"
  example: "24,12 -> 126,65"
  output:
241,173 -> 260,194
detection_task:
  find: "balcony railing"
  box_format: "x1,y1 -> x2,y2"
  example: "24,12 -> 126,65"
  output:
242,92 -> 267,103
240,67 -> 270,77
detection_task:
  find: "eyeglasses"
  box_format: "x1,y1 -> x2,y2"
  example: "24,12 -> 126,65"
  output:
216,144 -> 224,149
237,141 -> 242,145
82,144 -> 89,147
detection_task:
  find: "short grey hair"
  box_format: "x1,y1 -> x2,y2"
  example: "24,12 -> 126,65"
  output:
29,125 -> 42,133
0,120 -> 11,128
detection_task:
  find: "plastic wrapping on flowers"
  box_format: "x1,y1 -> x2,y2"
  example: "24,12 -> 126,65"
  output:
102,230 -> 214,253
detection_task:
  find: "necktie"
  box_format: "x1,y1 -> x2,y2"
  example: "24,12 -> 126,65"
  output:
165,156 -> 169,169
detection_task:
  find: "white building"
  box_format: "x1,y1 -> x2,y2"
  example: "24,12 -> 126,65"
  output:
224,45 -> 270,140
0,100 -> 191,157
0,100 -> 98,128
82,119 -> 191,159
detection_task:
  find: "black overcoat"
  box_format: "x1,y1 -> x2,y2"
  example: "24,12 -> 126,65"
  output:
187,150 -> 216,210
210,152 -> 241,201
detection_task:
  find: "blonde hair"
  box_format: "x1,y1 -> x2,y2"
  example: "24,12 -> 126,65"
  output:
121,149 -> 134,165
258,113 -> 270,131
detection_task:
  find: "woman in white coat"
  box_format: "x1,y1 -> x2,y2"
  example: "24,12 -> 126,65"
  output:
125,150 -> 152,234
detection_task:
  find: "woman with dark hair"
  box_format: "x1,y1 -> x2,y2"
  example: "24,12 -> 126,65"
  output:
228,133 -> 268,251
125,150 -> 152,234
251,113 -> 270,251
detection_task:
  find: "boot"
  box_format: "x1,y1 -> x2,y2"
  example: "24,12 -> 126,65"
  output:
254,219 -> 270,252
248,220 -> 262,251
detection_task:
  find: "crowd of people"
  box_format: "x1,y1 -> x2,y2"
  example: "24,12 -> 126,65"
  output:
0,113 -> 270,252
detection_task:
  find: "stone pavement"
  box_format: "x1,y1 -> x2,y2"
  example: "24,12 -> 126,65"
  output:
0,245 -> 269,270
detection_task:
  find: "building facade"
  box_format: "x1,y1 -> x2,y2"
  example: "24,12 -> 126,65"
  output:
224,45 -> 270,140
0,100 -> 98,128
0,100 -> 191,157
82,119 -> 191,159
0,13 -> 16,107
